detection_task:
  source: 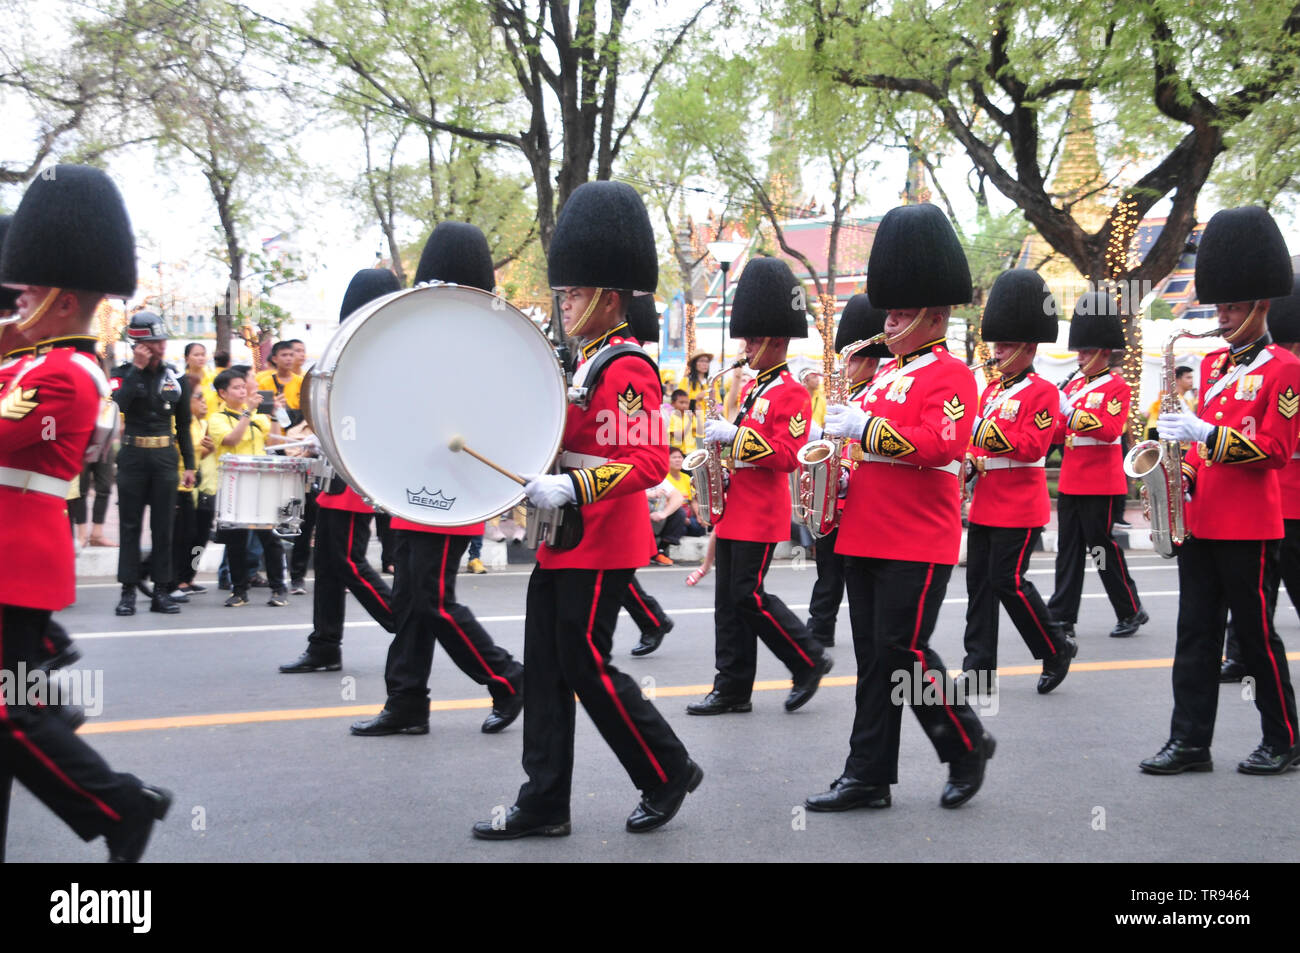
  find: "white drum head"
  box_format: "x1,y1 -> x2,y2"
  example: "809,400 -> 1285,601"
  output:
313,285 -> 565,526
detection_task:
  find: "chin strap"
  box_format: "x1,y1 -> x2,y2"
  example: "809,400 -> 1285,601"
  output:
885,307 -> 928,347
1079,350 -> 1108,377
1224,301 -> 1267,346
0,286 -> 61,329
569,288 -> 605,338
994,342 -> 1026,375
750,338 -> 770,367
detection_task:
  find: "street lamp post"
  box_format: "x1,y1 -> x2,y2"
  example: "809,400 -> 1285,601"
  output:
707,239 -> 745,370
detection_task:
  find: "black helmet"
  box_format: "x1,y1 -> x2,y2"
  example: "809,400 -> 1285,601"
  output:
339,268 -> 402,323
981,269 -> 1058,344
415,222 -> 495,292
729,257 -> 810,338
126,311 -> 168,342
0,164 -> 136,297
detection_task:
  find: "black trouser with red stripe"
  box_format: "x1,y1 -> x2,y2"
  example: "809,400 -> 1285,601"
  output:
621,574 -> 669,636
308,508 -> 395,655
963,524 -> 1064,674
712,539 -> 826,699
842,558 -> 984,783
1173,537 -> 1298,752
1226,519 -> 1300,663
806,526 -> 845,639
1048,492 -> 1142,625
516,567 -> 691,821
0,605 -> 150,860
384,530 -> 522,717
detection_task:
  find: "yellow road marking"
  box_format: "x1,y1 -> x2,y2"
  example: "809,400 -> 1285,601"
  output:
79,653 -> 1300,735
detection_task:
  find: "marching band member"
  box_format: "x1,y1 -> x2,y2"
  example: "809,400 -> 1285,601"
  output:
351,223 -> 524,737
962,269 -> 1076,695
806,203 -> 993,812
1143,207 -> 1300,775
1046,292 -> 1146,639
804,292 -> 889,647
686,257 -> 832,716
473,182 -> 699,839
279,269 -> 401,674
0,165 -> 170,861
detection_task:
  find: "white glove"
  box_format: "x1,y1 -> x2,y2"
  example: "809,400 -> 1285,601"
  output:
1157,412 -> 1214,444
824,402 -> 870,442
808,422 -> 823,442
1059,391 -> 1074,416
705,418 -> 739,446
522,473 -> 576,508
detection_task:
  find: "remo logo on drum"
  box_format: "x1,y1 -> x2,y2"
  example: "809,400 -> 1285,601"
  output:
406,487 -> 457,511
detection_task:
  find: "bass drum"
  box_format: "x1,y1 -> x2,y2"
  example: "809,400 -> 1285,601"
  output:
303,284 -> 566,527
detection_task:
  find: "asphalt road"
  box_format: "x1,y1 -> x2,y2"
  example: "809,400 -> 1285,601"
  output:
7,551 -> 1299,863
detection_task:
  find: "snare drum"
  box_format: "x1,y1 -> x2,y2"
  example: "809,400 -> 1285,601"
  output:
215,455 -> 312,536
303,284 -> 566,527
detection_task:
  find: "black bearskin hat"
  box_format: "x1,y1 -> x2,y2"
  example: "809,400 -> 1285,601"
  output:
547,181 -> 658,293
339,268 -> 401,323
981,269 -> 1058,344
1,164 -> 136,297
625,294 -> 660,345
1195,206 -> 1293,305
1068,291 -> 1126,350
414,222 -> 496,292
0,217 -> 17,311
728,257 -> 809,338
834,293 -> 890,357
1266,274 -> 1300,344
866,204 -> 971,309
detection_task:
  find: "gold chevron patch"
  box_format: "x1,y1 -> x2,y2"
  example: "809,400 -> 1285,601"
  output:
1070,409 -> 1102,433
0,385 -> 39,420
942,396 -> 965,422
1107,398 -> 1122,416
1279,387 -> 1298,420
618,384 -> 643,416
978,419 -> 1013,455
734,426 -> 774,462
1214,428 -> 1268,465
585,462 -> 634,502
1033,410 -> 1053,431
869,419 -> 916,458
788,413 -> 806,439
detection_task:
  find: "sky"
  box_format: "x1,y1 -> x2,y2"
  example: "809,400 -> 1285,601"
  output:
3,0 -> 1299,357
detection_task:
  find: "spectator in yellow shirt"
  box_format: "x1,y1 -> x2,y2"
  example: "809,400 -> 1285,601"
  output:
173,388 -> 219,597
666,388 -> 698,453
802,370 -> 827,429
208,367 -> 290,607
255,340 -> 303,419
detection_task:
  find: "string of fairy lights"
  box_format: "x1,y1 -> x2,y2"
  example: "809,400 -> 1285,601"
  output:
1104,195 -> 1145,443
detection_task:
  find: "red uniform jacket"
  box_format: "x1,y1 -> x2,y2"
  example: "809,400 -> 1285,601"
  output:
715,363 -> 810,543
1056,370 -> 1130,496
391,516 -> 484,536
836,341 -> 975,565
1280,454 -> 1300,521
968,370 -> 1058,528
0,336 -> 106,610
539,325 -> 667,570
1182,340 -> 1300,540
317,483 -> 374,514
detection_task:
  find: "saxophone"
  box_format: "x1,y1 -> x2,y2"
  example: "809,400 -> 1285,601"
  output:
1122,327 -> 1218,558
682,358 -> 746,525
794,334 -> 884,538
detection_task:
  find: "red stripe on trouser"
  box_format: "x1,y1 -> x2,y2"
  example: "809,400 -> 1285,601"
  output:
346,514 -> 391,613
1256,542 -> 1296,747
1107,498 -> 1139,614
0,612 -> 122,823
1014,529 -> 1054,653
752,543 -> 813,667
437,535 -> 514,696
908,564 -> 973,751
583,571 -> 668,784
627,582 -> 660,628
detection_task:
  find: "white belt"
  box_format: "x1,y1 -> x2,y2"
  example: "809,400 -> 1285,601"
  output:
1070,436 -> 1120,447
981,456 -> 1047,471
861,453 -> 962,476
0,466 -> 75,498
558,451 -> 610,469
731,460 -> 758,469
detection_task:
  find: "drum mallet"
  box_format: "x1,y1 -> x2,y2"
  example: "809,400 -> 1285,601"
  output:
448,435 -> 527,486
